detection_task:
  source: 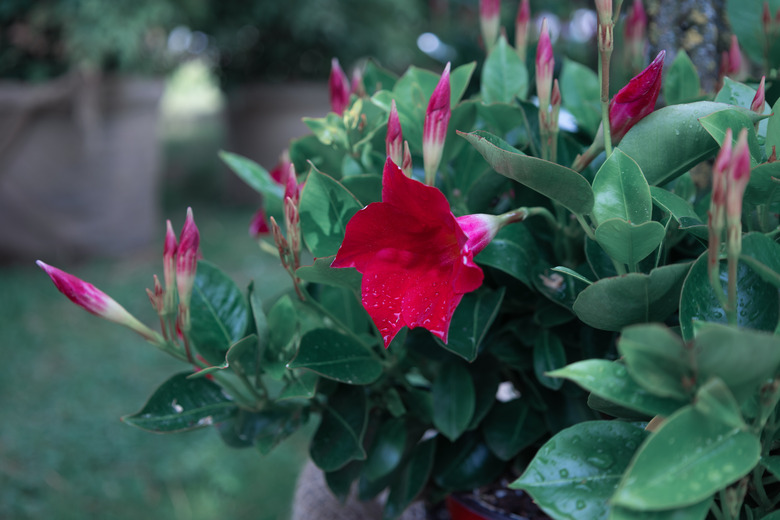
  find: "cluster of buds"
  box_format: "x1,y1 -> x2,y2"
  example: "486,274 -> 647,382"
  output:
386,100 -> 412,176
329,58 -> 365,115
595,0 -> 614,53
624,0 -> 647,74
423,62 -> 452,185
536,19 -> 561,163
708,128 -> 751,321
38,208 -> 203,364
515,0 -> 531,62
479,0 -> 501,54
270,162 -> 305,300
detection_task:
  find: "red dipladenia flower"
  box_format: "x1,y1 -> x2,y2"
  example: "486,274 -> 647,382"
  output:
329,58 -> 350,115
332,159 -> 517,348
609,50 -> 665,143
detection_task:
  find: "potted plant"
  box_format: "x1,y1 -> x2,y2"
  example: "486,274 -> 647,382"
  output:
37,1 -> 780,519
0,0 -> 187,261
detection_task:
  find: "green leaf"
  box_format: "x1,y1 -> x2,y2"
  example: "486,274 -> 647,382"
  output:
744,162 -> 780,208
699,108 -> 763,165
761,455 -> 780,480
649,187 -> 702,227
303,112 -> 348,148
278,370 -> 319,401
341,174 -> 382,205
726,0 -> 771,64
617,102 -> 760,186
296,256 -> 362,292
612,405 -> 761,510
310,384 -> 368,472
595,219 -> 665,267
617,324 -> 693,401
363,417 -> 407,482
438,287 -> 505,362
609,498 -> 713,520
693,378 -> 746,431
217,403 -> 307,454
475,222 -> 539,287
560,58 -> 601,136
432,362 -> 475,441
550,360 -> 686,417
534,330 -> 566,390
384,438 -> 436,520
482,399 -> 546,461
679,253 -> 780,341
663,50 -> 701,106
460,130 -> 595,215
289,328 -> 382,385
511,421 -> 648,520
591,149 -> 653,226
766,95 -> 780,157
481,35 -> 528,104
190,261 -> 251,365
693,323 -> 780,406
122,372 -> 236,433
299,166 -> 362,258
740,232 -> 780,288
219,151 -> 284,219
572,262 -> 691,331
433,433 -> 505,491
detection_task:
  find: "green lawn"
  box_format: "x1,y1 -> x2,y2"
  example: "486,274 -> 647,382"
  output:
0,205 -> 309,520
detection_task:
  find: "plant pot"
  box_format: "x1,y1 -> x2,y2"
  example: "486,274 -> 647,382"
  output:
0,72 -> 165,262
445,490 -> 552,520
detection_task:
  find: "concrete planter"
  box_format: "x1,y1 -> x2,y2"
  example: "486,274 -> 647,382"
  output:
0,73 -> 165,262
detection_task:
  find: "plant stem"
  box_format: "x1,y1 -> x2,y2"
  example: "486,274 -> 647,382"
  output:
598,50 -> 613,157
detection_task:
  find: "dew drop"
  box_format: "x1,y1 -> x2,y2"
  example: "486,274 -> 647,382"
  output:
559,469 -> 569,478
576,500 -> 586,510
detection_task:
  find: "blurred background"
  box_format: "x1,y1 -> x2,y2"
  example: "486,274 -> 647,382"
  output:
0,0 -> 733,518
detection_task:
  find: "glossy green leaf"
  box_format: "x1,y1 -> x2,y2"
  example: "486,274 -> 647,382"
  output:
481,35 -> 528,104
743,161 -> 780,211
296,256 -> 362,292
617,324 -> 693,401
761,455 -> 780,480
310,384 -> 368,472
534,331 -> 566,390
766,95 -> 780,157
715,77 -> 763,110
726,0 -> 773,64
595,219 -> 665,267
460,130 -> 595,215
560,58 -> 601,135
364,417 -> 407,482
512,421 -> 648,520
299,166 -> 362,258
474,222 -> 538,287
679,253 -> 780,341
289,328 -> 382,385
122,372 -> 236,433
384,438 -> 436,520
289,133 -> 343,178
573,262 -> 691,331
467,365 -> 501,430
217,403 -> 307,454
433,433 -> 505,491
741,232 -> 780,289
609,498 -> 713,520
433,363 -> 475,441
304,112 -> 348,148
188,334 -> 258,379
591,149 -> 652,226
693,323 -> 780,406
613,405 -> 761,510
341,174 -> 382,205
219,151 -> 284,219
649,187 -> 701,226
482,399 -> 546,461
190,260 -> 251,365
699,109 -> 762,164
549,360 -> 685,417
439,287 -> 505,361
249,284 -> 269,369
278,370 -> 319,401
617,102 -> 759,186
663,50 -> 701,106
694,378 -> 746,430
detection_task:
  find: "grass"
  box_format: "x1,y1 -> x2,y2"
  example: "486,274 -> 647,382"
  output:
0,204 -> 309,520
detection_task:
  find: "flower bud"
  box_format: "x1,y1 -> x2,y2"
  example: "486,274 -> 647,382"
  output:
535,18 -> 554,113
423,62 -> 451,185
763,2 -> 772,33
595,0 -> 612,25
624,0 -> 647,70
163,220 -> 177,314
249,207 -> 271,238
176,207 -> 200,317
751,76 -> 766,114
329,58 -> 350,115
402,140 -> 413,177
386,99 -> 404,168
515,0 -> 531,62
550,79 -> 561,130
38,260 -> 161,344
350,67 -> 366,98
609,50 -> 664,143
480,0 -> 501,53
726,129 -> 751,221
720,35 -> 743,79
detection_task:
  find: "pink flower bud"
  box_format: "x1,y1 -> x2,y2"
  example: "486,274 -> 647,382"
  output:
423,62 -> 451,184
176,207 -> 200,313
249,207 -> 271,237
515,0 -> 531,61
329,58 -> 350,115
609,50 -> 665,143
712,128 -> 732,210
38,260 -> 161,343
163,220 -> 177,313
402,140 -> 413,177
269,150 -> 292,185
624,0 -> 647,46
386,99 -> 404,167
536,18 -> 554,112
550,78 -> 561,129
283,162 -> 300,205
350,67 -> 366,98
763,2 -> 772,33
147,274 -> 164,315
751,76 -> 766,114
480,0 -> 501,52
726,129 -> 751,220
720,35 -> 742,79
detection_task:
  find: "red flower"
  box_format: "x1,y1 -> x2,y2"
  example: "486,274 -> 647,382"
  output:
609,50 -> 665,143
332,159 -> 513,348
329,58 -> 350,115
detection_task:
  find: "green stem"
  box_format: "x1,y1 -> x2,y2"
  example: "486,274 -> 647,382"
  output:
598,49 -> 613,157
574,213 -> 596,241
752,466 -> 772,511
